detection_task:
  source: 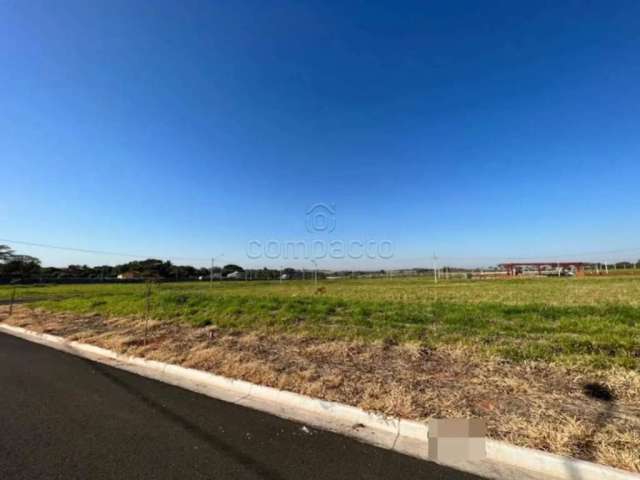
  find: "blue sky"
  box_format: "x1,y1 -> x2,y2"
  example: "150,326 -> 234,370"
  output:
2,1 -> 640,269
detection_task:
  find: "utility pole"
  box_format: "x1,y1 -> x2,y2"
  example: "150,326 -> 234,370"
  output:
433,253 -> 438,284
311,259 -> 318,286
210,254 -> 224,287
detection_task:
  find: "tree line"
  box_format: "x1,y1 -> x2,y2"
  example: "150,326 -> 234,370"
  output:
4,244 -> 639,283
0,245 -> 324,283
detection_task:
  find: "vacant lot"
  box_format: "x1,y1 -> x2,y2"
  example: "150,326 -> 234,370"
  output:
2,276 -> 640,369
2,276 -> 640,472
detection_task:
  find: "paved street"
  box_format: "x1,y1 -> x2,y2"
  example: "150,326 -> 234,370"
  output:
0,332 -> 484,479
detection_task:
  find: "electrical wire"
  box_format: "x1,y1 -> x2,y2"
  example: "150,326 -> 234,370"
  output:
0,238 -> 210,263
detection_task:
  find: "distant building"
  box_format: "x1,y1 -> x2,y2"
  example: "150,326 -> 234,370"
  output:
500,262 -> 586,278
226,271 -> 243,279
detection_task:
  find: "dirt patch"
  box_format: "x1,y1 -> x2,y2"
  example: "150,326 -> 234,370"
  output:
2,305 -> 639,472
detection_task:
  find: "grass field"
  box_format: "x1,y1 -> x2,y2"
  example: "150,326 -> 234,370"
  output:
3,276 -> 640,471
3,276 -> 640,370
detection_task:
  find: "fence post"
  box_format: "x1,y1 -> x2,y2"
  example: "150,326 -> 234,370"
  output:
144,282 -> 152,345
8,287 -> 16,317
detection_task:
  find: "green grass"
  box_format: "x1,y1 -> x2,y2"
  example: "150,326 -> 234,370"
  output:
2,276 -> 640,369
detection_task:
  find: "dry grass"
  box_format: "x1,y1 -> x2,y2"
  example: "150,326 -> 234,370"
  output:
2,304 -> 639,473
5,278 -> 640,369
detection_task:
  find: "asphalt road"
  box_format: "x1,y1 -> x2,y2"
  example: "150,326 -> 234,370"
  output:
0,332 -> 485,479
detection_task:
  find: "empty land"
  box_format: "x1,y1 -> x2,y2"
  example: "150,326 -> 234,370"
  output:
2,276 -> 640,368
1,276 -> 639,472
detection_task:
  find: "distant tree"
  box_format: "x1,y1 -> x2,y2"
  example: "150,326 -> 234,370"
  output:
114,259 -> 173,279
0,245 -> 14,262
94,265 -> 115,279
222,264 -> 244,277
195,267 -> 211,278
169,264 -> 198,281
182,265 -> 197,278
0,255 -> 41,278
64,264 -> 95,278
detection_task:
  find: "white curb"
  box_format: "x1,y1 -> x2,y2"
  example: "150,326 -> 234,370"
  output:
1,323 -> 637,480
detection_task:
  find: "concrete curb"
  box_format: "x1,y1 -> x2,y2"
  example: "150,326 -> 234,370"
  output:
1,323 -> 637,480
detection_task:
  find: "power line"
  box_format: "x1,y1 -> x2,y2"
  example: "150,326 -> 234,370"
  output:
2,237 -> 640,267
0,238 -> 209,263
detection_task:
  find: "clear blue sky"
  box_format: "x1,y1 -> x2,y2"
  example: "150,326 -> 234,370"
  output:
2,1 -> 640,269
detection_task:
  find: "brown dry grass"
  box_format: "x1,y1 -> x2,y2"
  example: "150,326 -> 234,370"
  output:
2,305 -> 639,473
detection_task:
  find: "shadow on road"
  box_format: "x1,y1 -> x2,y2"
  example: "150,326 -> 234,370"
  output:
85,360 -> 287,480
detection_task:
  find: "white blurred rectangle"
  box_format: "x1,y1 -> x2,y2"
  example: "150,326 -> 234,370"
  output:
428,418 -> 486,461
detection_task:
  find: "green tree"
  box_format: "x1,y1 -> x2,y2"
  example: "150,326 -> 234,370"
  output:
222,264 -> 244,277
0,245 -> 14,262
1,255 -> 41,278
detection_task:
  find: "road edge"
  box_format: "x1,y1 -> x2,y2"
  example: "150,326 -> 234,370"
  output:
1,323 -> 637,480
